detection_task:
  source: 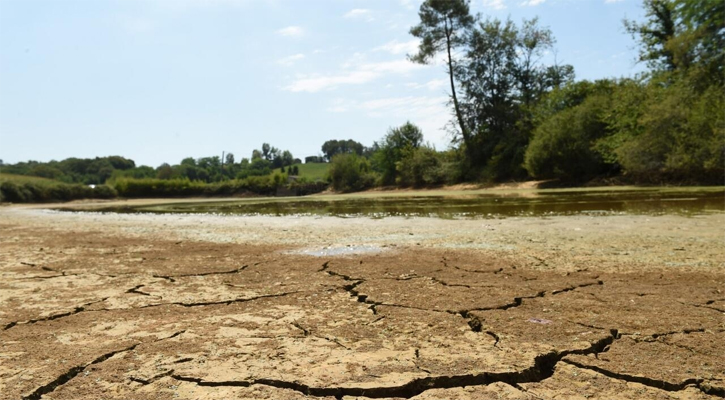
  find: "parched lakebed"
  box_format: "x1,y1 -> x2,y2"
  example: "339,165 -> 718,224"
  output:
1,188 -> 724,399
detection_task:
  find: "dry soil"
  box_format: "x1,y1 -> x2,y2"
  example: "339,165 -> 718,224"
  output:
0,200 -> 723,399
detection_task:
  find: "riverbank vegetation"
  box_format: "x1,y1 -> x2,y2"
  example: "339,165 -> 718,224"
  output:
1,0 -> 722,201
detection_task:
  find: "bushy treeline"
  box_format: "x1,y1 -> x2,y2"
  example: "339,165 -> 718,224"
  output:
1,143 -> 305,187
525,0 -> 724,184
111,143 -> 302,183
2,0 -> 721,199
1,156 -> 136,184
397,0 -> 723,185
327,122 -> 462,192
0,179 -> 117,203
328,0 -> 723,191
112,174 -> 284,198
112,174 -> 328,198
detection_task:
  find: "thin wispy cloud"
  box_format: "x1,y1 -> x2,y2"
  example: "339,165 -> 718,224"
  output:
277,54 -> 305,66
483,0 -> 506,10
374,39 -> 420,55
406,78 -> 446,91
521,0 -> 545,6
326,95 -> 450,143
361,96 -> 451,145
284,59 -> 424,93
276,26 -> 304,37
344,9 -> 372,19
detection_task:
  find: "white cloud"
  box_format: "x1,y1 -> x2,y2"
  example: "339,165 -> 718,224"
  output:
359,59 -> 423,74
521,0 -> 545,5
399,0 -> 418,9
285,59 -> 424,92
349,96 -> 452,146
374,39 -> 420,55
605,0 -> 625,3
406,78 -> 447,91
276,26 -> 304,37
327,98 -> 351,113
483,0 -> 506,10
343,9 -> 373,20
285,71 -> 379,92
277,54 -> 305,66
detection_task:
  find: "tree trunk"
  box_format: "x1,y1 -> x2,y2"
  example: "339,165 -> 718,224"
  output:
445,20 -> 473,158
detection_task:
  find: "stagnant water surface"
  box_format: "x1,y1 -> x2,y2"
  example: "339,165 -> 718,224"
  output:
64,187 -> 725,219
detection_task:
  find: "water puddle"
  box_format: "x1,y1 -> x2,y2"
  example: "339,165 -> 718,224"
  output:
57,187 -> 724,219
285,245 -> 385,257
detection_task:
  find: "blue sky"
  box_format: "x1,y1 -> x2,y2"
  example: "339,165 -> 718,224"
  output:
0,0 -> 645,167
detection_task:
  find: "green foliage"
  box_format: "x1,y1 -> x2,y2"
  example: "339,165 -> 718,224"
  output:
410,0 -> 474,148
396,147 -> 450,187
304,156 -> 325,164
624,0 -> 678,71
0,156 -> 135,185
279,162 -> 329,182
454,17 -> 571,180
409,0 -> 474,64
321,139 -> 365,162
610,73 -> 725,182
372,122 -> 424,185
526,68 -> 724,183
0,174 -> 117,203
328,154 -> 375,193
112,177 -> 280,198
525,92 -> 614,181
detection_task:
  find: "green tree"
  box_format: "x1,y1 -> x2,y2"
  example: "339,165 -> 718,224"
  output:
410,0 -> 474,149
372,122 -> 424,185
321,139 -> 364,161
624,0 -> 678,71
328,153 -> 374,192
525,89 -> 615,181
281,150 -> 294,167
455,17 -> 566,179
396,146 -> 446,187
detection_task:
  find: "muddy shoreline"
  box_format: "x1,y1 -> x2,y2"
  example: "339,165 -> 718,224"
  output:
1,204 -> 723,399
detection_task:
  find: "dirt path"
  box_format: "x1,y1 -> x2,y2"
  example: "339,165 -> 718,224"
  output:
0,205 -> 723,399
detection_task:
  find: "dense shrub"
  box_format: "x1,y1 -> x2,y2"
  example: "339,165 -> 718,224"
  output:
396,147 -> 447,187
525,94 -> 614,181
609,78 -> 725,183
328,154 -> 375,193
0,179 -> 116,203
111,176 -> 282,198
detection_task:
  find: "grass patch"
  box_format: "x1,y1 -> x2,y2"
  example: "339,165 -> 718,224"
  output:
0,173 -> 59,184
277,163 -> 329,182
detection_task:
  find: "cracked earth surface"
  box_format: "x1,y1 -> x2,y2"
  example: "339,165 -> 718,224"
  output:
0,201 -> 724,399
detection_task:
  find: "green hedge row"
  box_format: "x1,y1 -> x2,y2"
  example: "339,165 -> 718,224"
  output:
111,176 -> 329,198
0,181 -> 117,203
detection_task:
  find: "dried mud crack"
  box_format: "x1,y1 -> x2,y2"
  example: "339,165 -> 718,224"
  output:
561,359 -> 725,396
22,330 -> 185,400
169,330 -> 619,399
3,206 -> 724,400
3,297 -> 109,330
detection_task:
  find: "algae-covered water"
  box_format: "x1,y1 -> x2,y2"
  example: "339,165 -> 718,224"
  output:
62,187 -> 725,219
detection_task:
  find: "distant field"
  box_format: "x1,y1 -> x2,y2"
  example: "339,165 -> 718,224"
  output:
277,162 -> 329,182
0,173 -> 59,184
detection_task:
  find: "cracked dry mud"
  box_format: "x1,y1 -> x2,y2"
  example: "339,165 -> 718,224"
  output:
0,203 -> 724,399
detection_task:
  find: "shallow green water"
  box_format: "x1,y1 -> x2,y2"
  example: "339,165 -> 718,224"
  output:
65,187 -> 725,219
